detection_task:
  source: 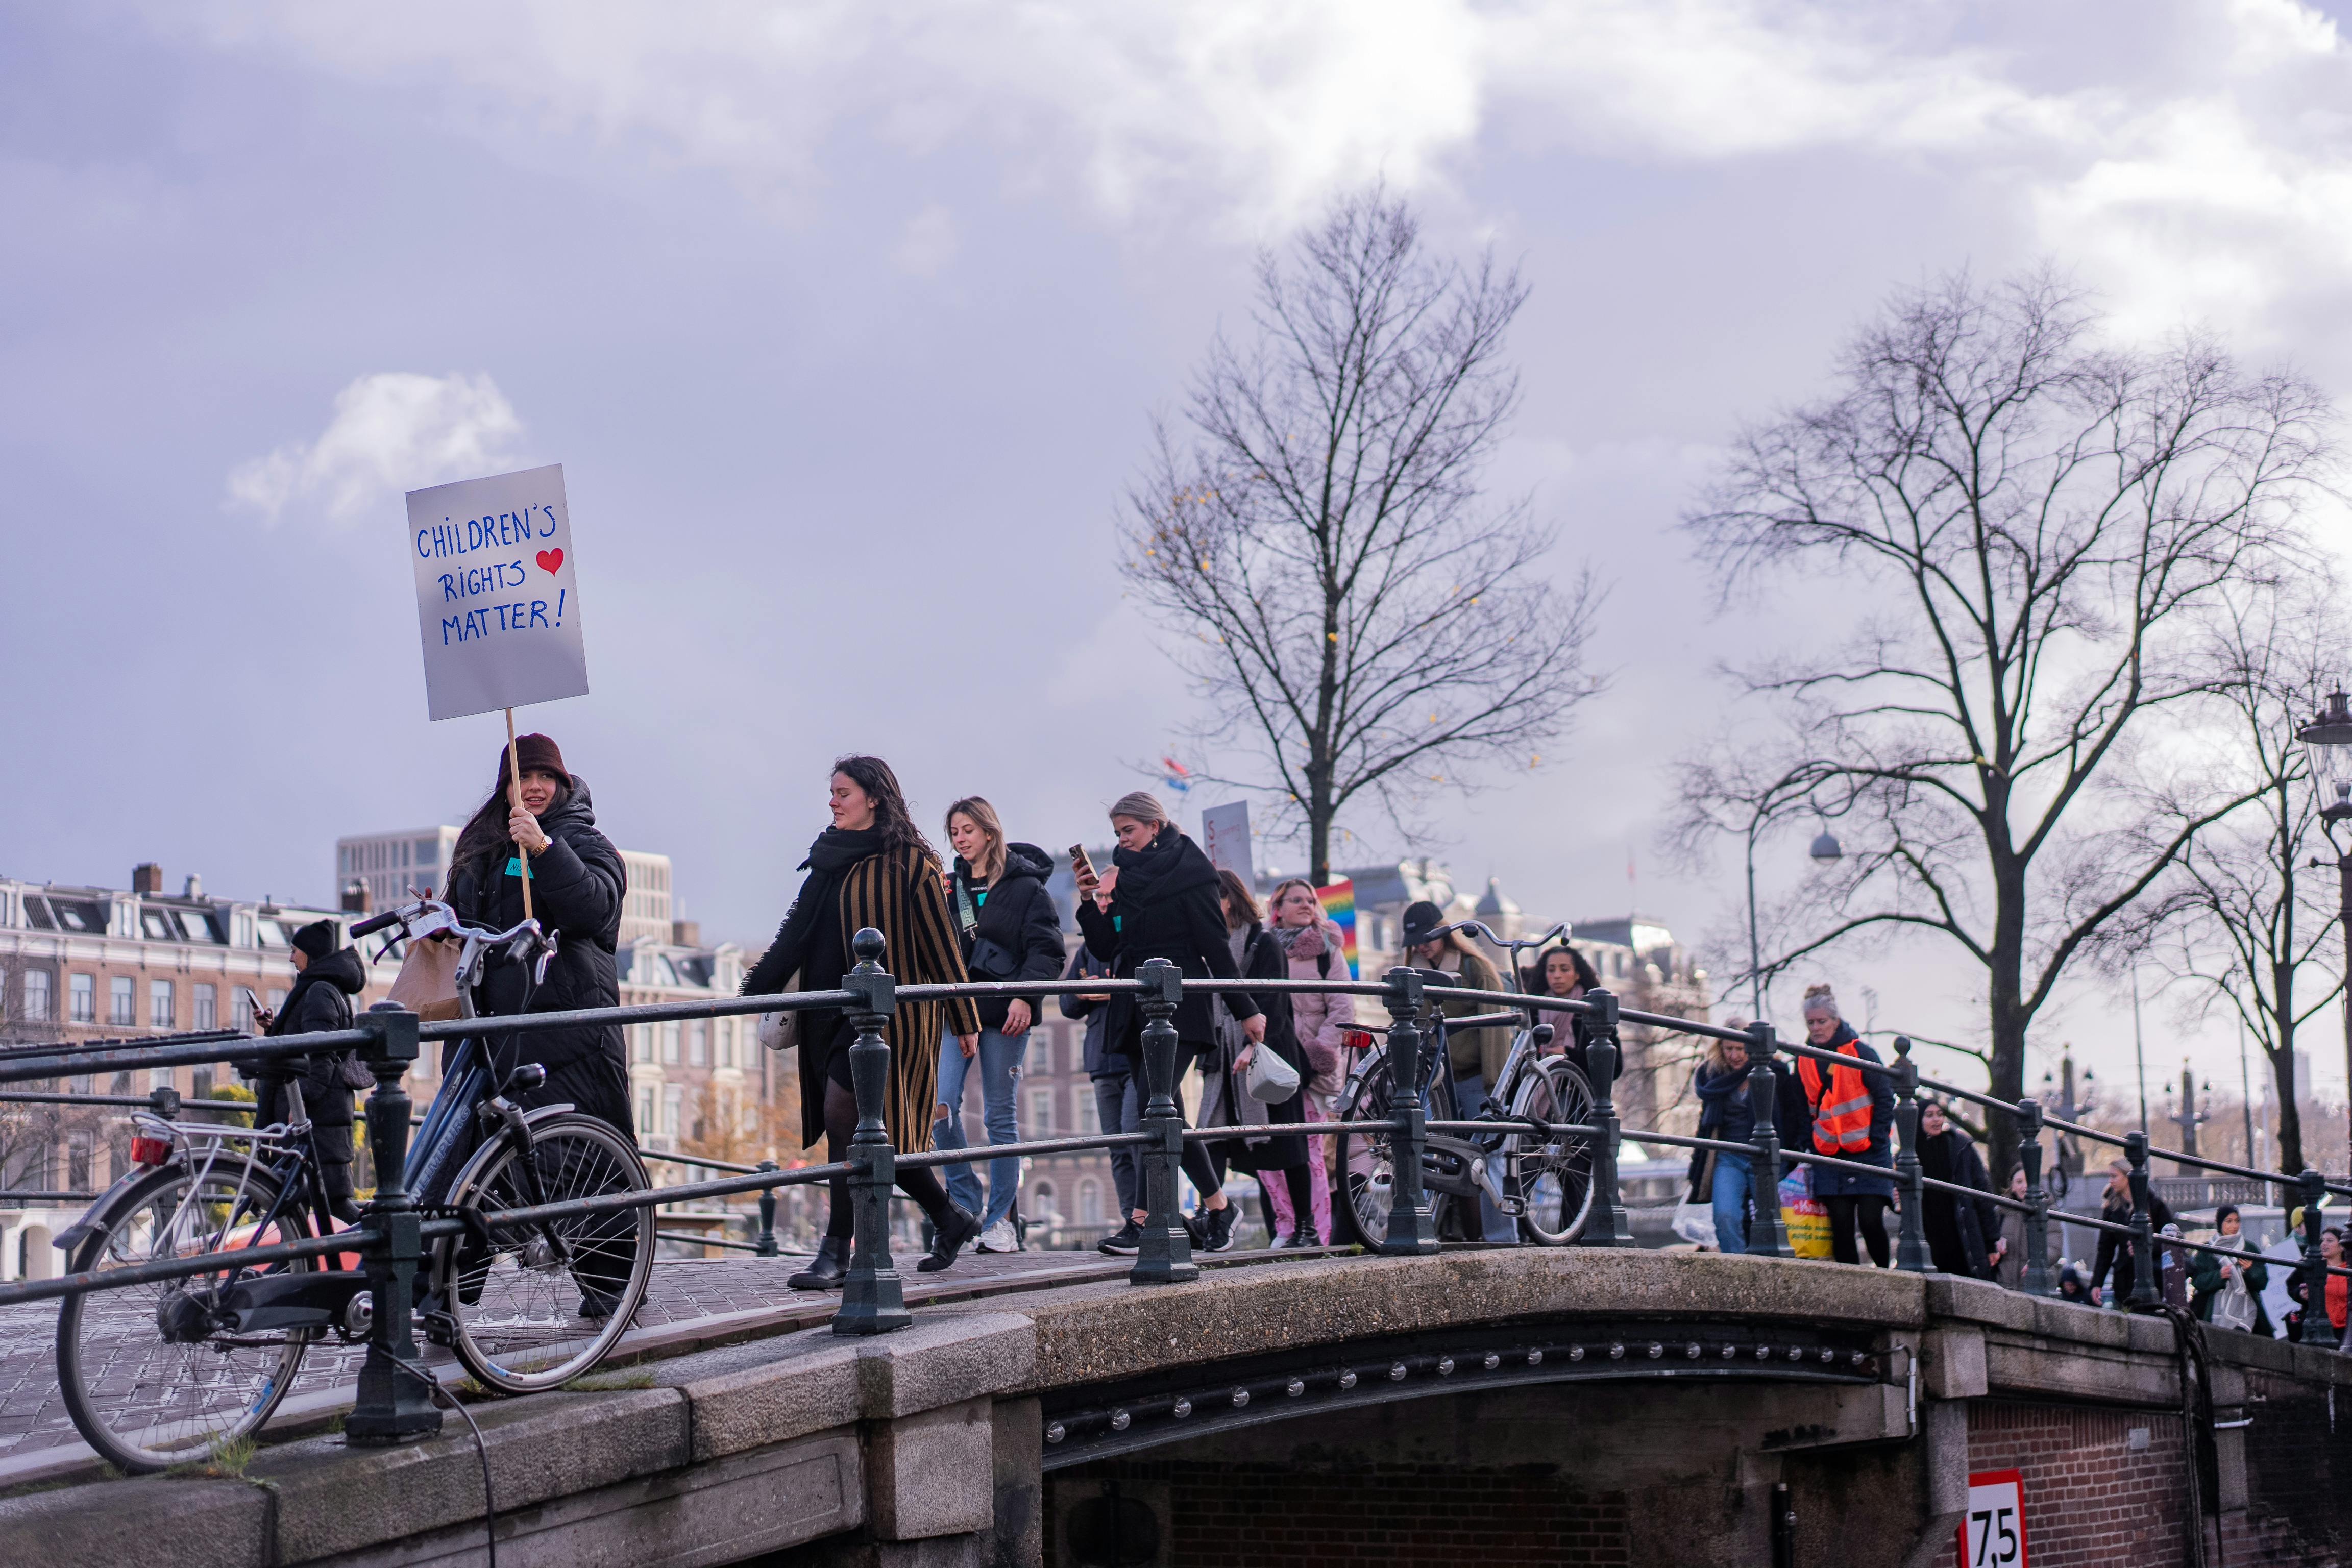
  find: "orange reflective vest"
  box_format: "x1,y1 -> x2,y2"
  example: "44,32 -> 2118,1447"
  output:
1799,1043 -> 1875,1156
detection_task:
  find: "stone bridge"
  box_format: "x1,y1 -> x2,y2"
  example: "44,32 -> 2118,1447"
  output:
7,1247 -> 2350,1567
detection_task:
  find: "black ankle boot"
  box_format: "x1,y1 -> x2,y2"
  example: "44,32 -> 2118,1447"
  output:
789,1234 -> 851,1290
917,1207 -> 981,1273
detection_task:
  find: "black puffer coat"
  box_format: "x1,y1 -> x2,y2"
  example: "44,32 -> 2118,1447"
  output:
446,779 -> 628,1127
1210,923 -> 1308,1174
950,842 -> 1067,1032
1074,824 -> 1257,1055
256,945 -> 368,1139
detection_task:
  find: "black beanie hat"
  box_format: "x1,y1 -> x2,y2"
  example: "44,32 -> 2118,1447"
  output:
291,919 -> 338,961
495,732 -> 569,788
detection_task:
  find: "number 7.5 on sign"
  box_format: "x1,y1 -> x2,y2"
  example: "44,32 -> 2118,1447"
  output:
1958,1470 -> 2027,1566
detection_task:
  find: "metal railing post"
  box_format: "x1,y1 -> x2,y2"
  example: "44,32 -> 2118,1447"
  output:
754,1160 -> 780,1257
1379,966 -> 1440,1255
1579,987 -> 1633,1249
834,929 -> 910,1336
2298,1169 -> 2338,1348
2124,1131 -> 2160,1312
345,1001 -> 440,1446
2017,1097 -> 2054,1297
1891,1036 -> 1933,1274
1129,958 -> 1199,1284
1745,1022 -> 1791,1259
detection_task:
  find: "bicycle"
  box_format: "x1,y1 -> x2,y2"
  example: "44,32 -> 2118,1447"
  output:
1334,921 -> 1596,1250
52,898 -> 654,1472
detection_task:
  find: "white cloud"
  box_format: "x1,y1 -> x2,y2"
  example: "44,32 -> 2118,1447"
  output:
156,2 -> 2352,339
226,371 -> 524,525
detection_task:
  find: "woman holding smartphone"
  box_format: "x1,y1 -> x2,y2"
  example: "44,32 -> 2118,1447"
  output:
1072,791 -> 1259,1252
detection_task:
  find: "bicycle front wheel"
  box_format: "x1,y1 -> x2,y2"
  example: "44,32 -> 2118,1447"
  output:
1512,1059 -> 1596,1246
55,1159 -> 313,1472
1333,1052 -> 1451,1248
437,1114 -> 652,1393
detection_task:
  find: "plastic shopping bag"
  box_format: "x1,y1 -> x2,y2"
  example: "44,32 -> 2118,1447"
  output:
1780,1163 -> 1832,1259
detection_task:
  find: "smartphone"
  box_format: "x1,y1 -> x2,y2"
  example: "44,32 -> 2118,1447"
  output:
1068,844 -> 1096,881
239,987 -> 266,1026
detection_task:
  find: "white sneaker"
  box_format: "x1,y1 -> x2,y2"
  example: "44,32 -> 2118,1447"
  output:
976,1219 -> 1021,1254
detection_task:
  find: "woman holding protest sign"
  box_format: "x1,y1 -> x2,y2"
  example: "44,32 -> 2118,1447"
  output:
743,756 -> 984,1288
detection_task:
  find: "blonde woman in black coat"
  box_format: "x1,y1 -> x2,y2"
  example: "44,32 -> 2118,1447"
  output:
1072,791 -> 1259,1253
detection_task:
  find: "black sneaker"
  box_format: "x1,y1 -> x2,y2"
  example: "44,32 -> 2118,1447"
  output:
1287,1225 -> 1321,1248
1097,1221 -> 1144,1256
1200,1204 -> 1237,1254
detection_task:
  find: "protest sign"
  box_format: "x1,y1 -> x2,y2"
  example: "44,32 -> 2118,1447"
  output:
405,462 -> 590,918
1200,802 -> 1254,888
406,464 -> 588,723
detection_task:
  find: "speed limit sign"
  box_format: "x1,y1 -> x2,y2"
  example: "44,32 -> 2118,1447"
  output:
1957,1471 -> 2028,1566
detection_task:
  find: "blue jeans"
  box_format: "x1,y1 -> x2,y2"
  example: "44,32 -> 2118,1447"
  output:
934,1026 -> 1027,1229
1092,1071 -> 1139,1219
1712,1150 -> 1753,1255
1453,1071 -> 1521,1244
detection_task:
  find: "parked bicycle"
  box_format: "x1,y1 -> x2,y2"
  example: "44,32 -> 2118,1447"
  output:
52,898 -> 653,1472
1334,921 -> 1596,1249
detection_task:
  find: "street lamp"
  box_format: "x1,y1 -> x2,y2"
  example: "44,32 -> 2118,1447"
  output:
2295,688 -> 2352,1163
1809,825 -> 1844,863
1743,821 -> 1841,1022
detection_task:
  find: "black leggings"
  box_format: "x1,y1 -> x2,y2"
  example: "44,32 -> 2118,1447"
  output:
1823,1194 -> 1891,1267
821,1037 -> 958,1240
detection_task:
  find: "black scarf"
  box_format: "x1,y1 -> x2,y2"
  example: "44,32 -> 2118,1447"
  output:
1110,824 -> 1217,905
744,827 -> 883,997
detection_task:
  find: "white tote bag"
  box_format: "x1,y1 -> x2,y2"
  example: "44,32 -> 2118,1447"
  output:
1244,1042 -> 1301,1104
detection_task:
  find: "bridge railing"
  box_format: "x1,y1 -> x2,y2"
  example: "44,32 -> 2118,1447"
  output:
3,928 -> 2346,1458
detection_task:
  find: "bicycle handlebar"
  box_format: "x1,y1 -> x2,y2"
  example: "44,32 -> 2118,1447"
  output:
348,909 -> 401,937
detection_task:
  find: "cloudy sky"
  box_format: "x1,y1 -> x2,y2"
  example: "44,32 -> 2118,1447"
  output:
10,1 -> 2352,1106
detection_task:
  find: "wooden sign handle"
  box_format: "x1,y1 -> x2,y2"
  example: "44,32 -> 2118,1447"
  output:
506,707 -> 535,922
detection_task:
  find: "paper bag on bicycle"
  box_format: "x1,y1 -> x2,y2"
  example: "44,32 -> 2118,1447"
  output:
387,936 -> 465,1022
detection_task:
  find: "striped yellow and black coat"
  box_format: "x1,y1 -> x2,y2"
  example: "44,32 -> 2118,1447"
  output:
794,844 -> 981,1153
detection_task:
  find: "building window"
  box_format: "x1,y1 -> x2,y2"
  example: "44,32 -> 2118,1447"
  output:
192,1067 -> 214,1102
110,976 -> 135,1027
1077,1177 -> 1102,1226
660,1022 -> 680,1065
634,1024 -> 653,1064
69,973 -> 95,1023
1028,1086 -> 1055,1135
150,979 -> 175,1030
689,1020 -> 707,1067
267,989 -> 286,1014
235,989 -> 258,1031
1031,1179 -> 1057,1226
638,1090 -> 655,1133
21,970 -> 50,1022
68,1134 -> 92,1192
1074,1091 -> 1099,1135
193,984 -> 217,1031
150,1067 -> 173,1092
662,1084 -> 682,1138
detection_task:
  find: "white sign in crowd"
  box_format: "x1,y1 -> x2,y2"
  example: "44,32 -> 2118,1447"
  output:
404,463 -> 590,722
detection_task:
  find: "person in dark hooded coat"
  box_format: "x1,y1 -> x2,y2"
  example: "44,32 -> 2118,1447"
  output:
443,732 -> 633,1139
252,919 -> 370,1222
1072,791 -> 1259,1253
1917,1098 -> 2002,1278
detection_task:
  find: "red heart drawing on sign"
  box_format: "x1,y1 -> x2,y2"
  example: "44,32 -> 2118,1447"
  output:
536,549 -> 565,574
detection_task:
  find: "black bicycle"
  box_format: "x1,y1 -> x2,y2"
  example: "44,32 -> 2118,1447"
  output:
53,899 -> 654,1472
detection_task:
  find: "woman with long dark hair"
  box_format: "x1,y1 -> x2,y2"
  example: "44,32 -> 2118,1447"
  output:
444,732 -> 632,1137
1206,871 -> 1315,1247
1522,944 -> 1598,1065
742,756 -> 983,1288
1072,791 -> 1258,1253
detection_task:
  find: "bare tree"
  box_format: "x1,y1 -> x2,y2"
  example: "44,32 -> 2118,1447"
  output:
1679,269 -> 2332,1173
1123,187 -> 1604,882
2108,587 -> 2345,1174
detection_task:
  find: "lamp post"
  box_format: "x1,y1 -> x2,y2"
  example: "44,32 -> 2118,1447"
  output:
2294,688 -> 2352,1162
1738,819 -> 1844,1024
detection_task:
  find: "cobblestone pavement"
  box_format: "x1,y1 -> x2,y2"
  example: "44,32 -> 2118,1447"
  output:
0,1242 -> 1136,1468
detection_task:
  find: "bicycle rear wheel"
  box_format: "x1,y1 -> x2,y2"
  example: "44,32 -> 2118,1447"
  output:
1333,1051 -> 1452,1248
437,1114 -> 652,1393
55,1159 -> 313,1472
1512,1059 -> 1596,1246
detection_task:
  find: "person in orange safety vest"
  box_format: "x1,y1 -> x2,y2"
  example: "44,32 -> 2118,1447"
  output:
1795,984 -> 1895,1267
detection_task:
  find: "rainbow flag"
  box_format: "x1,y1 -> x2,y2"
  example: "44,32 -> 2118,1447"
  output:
1317,879 -> 1359,979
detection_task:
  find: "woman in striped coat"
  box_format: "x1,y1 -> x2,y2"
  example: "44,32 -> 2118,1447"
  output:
743,755 -> 983,1288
